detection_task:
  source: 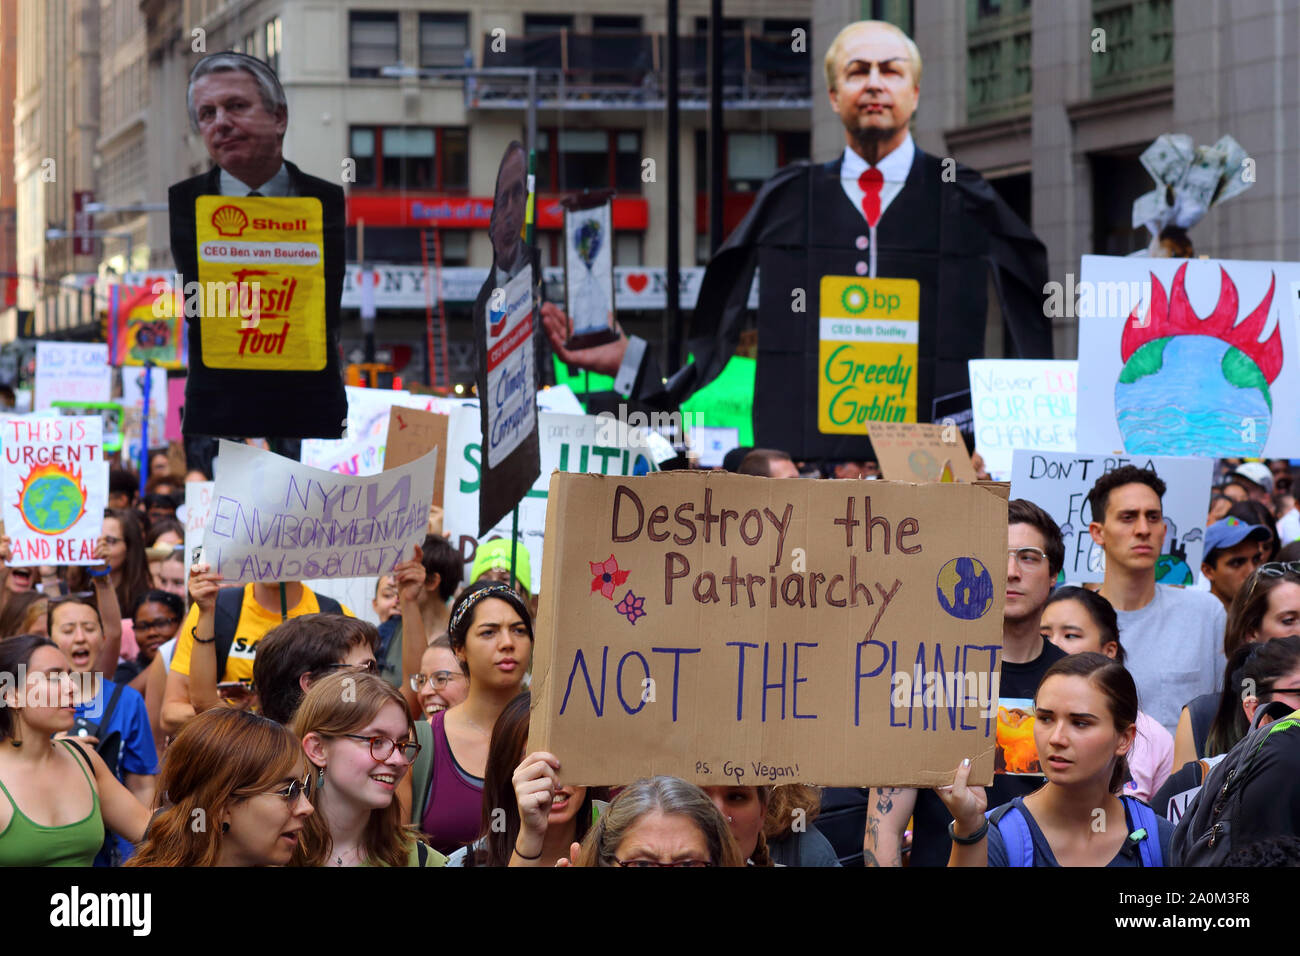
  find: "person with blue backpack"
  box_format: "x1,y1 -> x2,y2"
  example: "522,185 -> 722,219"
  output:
936,653 -> 1174,867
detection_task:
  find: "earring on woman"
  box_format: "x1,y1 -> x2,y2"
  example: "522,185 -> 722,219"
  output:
317,766 -> 325,790
9,723 -> 21,748
221,822 -> 230,834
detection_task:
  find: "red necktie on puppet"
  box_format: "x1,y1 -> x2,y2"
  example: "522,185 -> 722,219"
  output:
858,167 -> 884,277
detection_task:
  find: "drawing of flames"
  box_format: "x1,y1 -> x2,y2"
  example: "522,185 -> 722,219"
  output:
17,462 -> 88,535
211,204 -> 250,237
1116,263 -> 1282,456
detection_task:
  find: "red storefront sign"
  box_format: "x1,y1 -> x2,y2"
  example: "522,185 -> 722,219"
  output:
346,194 -> 649,230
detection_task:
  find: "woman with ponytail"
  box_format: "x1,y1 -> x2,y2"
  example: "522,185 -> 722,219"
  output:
937,653 -> 1174,867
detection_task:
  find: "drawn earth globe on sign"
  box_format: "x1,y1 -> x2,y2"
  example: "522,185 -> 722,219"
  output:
936,556 -> 994,620
1115,264 -> 1281,456
18,463 -> 87,534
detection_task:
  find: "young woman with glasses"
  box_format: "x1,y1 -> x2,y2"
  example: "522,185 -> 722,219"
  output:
126,708 -> 319,866
117,590 -> 184,693
410,634 -> 468,719
293,672 -> 443,867
1173,562 -> 1300,766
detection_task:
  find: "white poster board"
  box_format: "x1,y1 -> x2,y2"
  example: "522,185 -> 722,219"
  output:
969,359 -> 1077,481
34,343 -> 111,411
1077,255 -> 1300,457
1010,449 -> 1213,585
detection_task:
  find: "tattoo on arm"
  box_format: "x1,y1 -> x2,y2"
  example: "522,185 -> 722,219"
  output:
876,786 -> 901,816
863,848 -> 881,867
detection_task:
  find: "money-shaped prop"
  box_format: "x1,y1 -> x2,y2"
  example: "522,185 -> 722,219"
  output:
1132,133 -> 1254,243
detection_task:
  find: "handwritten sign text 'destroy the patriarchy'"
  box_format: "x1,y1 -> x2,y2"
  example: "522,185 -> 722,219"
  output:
529,472 -> 1009,787
201,440 -> 437,584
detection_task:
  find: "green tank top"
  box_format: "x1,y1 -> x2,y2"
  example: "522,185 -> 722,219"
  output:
0,739 -> 103,867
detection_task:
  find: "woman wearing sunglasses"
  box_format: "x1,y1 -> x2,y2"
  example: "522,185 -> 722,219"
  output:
126,707 -> 318,866
1173,561 -> 1300,767
293,672 -> 444,867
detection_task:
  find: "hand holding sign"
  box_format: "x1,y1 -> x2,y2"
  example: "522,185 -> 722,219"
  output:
189,562 -> 223,615
934,757 -> 988,836
512,750 -> 563,860
540,302 -> 626,375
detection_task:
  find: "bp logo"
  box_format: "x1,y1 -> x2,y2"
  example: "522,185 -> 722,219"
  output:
840,284 -> 869,314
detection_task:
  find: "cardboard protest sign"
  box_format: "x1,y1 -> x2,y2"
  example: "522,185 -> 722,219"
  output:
165,377 -> 186,442
383,407 -> 448,508
1077,256 -> 1300,457
34,343 -> 111,411
200,439 -> 437,584
680,355 -> 756,447
969,359 -> 1077,481
182,480 -> 215,566
472,141 -> 540,534
817,277 -> 920,433
51,402 -> 124,455
1009,450 -> 1212,584
528,472 -> 1008,786
867,422 -> 976,482
300,386 -> 438,476
444,406 -> 658,594
1,417 -> 108,566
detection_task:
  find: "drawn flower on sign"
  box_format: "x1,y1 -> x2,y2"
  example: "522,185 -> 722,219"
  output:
615,591 -> 646,625
590,555 -> 630,600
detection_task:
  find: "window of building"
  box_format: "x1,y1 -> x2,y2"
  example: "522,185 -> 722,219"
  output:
592,15 -> 642,32
420,13 -> 469,69
535,129 -> 643,194
761,18 -> 808,37
440,230 -> 470,266
615,232 -> 643,266
348,126 -> 469,191
696,130 -> 810,193
524,14 -> 574,35
265,17 -> 282,73
693,16 -> 744,34
350,11 -> 399,78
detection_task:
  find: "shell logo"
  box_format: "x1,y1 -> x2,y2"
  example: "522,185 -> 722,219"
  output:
211,204 -> 249,237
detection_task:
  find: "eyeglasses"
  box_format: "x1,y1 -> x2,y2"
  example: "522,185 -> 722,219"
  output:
1007,547 -> 1047,570
135,616 -> 179,632
266,774 -> 314,805
321,659 -> 379,676
410,670 -> 465,692
102,536 -> 123,547
337,733 -> 421,763
1265,686 -> 1300,696
1242,562 -> 1300,604
614,858 -> 714,868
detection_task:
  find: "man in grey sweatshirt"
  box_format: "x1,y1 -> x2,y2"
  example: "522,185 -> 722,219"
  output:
1089,465 -> 1227,735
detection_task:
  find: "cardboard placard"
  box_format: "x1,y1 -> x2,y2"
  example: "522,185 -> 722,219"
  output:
1009,450 -> 1213,585
34,343 -> 112,412
968,359 -> 1077,481
867,422 -> 977,482
528,472 -> 1008,786
300,386 -> 439,476
1,417 -> 108,566
1077,256 -> 1300,457
383,407 -> 448,509
201,439 -> 437,584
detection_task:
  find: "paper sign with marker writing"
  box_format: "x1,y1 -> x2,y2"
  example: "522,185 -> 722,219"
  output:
528,472 -> 1009,787
1,417 -> 107,566
1009,450 -> 1212,584
34,343 -> 111,412
183,480 -> 215,566
867,422 -> 976,482
968,359 -> 1077,482
201,439 -> 437,584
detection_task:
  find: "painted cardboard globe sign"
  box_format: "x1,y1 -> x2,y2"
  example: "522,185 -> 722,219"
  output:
1115,264 -> 1281,457
936,556 -> 994,620
18,463 -> 88,535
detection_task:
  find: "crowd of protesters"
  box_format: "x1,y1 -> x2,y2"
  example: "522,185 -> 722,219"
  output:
1,444 -> 1299,868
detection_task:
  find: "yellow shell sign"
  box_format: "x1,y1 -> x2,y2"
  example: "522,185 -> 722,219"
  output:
195,195 -> 327,371
817,276 -> 920,434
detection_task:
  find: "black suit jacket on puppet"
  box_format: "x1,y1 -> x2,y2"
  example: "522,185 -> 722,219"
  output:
168,160 -> 348,439
631,148 -> 1053,460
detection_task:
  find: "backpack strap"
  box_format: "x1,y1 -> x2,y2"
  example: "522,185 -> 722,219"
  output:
61,737 -> 96,777
409,717 -> 435,827
985,802 -> 1034,867
1121,796 -> 1163,868
97,680 -> 126,735
416,840 -> 429,867
315,593 -> 343,616
212,586 -> 247,681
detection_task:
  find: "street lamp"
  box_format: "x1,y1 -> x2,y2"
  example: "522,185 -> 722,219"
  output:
84,202 -> 167,215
